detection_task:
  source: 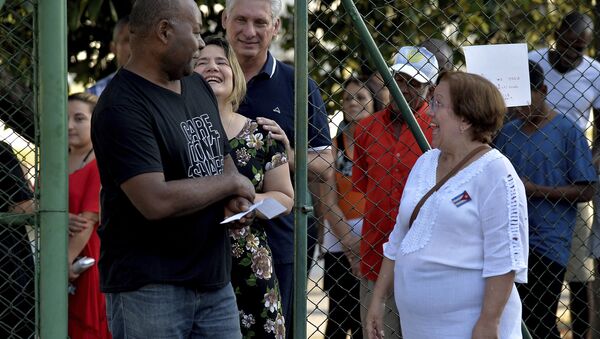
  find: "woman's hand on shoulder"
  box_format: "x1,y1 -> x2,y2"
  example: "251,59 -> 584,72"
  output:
256,117 -> 294,168
256,117 -> 290,147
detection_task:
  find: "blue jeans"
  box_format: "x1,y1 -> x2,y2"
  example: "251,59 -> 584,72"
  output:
106,283 -> 241,339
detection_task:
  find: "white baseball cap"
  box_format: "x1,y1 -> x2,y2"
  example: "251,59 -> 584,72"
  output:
390,46 -> 439,84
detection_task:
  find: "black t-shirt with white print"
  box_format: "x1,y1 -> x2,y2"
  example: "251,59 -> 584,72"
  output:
91,69 -> 231,293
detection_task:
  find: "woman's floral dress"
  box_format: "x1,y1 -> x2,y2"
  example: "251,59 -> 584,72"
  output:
229,119 -> 288,339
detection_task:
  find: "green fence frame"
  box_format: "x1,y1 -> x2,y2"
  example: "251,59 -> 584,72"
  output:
0,2 -> 540,338
293,0 -> 309,338
0,2 -> 67,338
38,0 -> 68,338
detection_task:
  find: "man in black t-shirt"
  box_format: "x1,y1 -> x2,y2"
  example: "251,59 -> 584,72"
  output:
91,0 -> 254,338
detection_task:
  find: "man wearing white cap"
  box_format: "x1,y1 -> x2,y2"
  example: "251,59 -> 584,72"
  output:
353,46 -> 438,337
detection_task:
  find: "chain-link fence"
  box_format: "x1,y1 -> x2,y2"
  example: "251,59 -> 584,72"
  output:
0,0 -> 38,338
6,0 -> 600,338
305,1 -> 600,339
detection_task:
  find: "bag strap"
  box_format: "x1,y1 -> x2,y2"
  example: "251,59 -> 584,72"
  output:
408,145 -> 490,228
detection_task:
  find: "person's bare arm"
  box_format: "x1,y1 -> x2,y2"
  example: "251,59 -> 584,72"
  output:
522,179 -> 595,202
472,272 -> 516,339
121,155 -> 255,220
68,213 -> 90,235
67,212 -> 97,281
68,212 -> 97,264
8,199 -> 35,214
308,149 -> 334,183
255,162 -> 294,215
366,258 -> 395,339
320,175 -> 361,275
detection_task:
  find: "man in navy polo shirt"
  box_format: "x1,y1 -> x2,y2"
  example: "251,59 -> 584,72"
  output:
223,0 -> 333,336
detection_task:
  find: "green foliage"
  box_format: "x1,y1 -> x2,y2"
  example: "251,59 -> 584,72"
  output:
0,0 -> 35,142
0,0 -> 290,141
67,0 -> 130,85
296,0 -> 597,113
66,0 -> 293,87
240,257 -> 252,266
2,0 -> 599,142
67,0 -> 227,85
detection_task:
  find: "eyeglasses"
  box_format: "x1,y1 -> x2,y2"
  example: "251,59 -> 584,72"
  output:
429,98 -> 444,112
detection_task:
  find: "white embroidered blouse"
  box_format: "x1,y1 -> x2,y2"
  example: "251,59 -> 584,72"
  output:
383,148 -> 528,280
382,148 -> 529,338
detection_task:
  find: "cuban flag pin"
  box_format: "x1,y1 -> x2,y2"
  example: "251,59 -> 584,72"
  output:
451,190 -> 471,207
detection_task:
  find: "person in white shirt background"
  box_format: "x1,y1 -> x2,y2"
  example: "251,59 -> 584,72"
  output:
529,11 -> 600,339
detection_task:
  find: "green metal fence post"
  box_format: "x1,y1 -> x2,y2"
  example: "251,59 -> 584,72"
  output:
340,0 -> 430,153
38,0 -> 68,337
522,321 -> 533,339
294,0 -> 309,338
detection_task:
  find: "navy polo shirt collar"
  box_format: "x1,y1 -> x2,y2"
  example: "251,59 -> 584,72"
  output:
257,51 -> 277,79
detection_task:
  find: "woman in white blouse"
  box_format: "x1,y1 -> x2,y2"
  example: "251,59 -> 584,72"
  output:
365,71 -> 529,339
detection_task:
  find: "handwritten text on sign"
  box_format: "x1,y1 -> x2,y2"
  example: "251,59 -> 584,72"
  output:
463,43 -> 530,108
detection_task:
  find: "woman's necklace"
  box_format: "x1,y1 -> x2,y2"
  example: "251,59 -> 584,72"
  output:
79,148 -> 94,169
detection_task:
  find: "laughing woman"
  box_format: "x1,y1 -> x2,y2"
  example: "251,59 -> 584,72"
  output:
365,72 -> 529,339
195,36 -> 293,339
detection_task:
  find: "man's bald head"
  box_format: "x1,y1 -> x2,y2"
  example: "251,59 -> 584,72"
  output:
553,11 -> 594,72
558,11 -> 594,35
129,0 -> 181,39
127,0 -> 204,81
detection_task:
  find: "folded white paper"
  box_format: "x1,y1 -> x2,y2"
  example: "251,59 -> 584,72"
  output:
220,198 -> 287,224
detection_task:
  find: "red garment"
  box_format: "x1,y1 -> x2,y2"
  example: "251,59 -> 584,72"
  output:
352,104 -> 432,281
68,159 -> 111,339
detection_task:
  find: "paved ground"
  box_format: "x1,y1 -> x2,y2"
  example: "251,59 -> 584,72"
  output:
307,259 -> 327,339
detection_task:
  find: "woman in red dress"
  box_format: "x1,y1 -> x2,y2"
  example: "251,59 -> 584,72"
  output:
67,93 -> 111,339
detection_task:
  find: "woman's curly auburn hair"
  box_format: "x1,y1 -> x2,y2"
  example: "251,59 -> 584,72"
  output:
437,71 -> 506,143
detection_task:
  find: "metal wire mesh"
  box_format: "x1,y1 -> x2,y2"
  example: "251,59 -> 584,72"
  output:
5,0 -> 600,337
0,0 -> 38,338
306,1 -> 600,338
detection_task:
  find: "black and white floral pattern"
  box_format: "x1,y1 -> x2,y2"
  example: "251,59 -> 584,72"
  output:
228,119 -> 288,339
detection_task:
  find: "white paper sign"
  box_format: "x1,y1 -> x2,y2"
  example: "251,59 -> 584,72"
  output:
220,198 -> 287,224
463,43 -> 530,107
